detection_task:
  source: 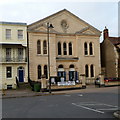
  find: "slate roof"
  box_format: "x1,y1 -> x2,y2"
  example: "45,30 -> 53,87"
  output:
109,37 -> 120,45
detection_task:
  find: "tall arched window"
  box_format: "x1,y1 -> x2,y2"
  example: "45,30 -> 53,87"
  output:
43,40 -> 47,54
58,64 -> 63,68
63,42 -> 67,55
85,65 -> 89,77
69,64 -> 74,68
89,42 -> 93,55
38,65 -> 41,79
69,64 -> 75,81
69,42 -> 72,55
44,65 -> 48,79
37,40 -> 41,54
84,42 -> 88,55
58,42 -> 61,55
90,64 -> 94,77
58,64 -> 66,81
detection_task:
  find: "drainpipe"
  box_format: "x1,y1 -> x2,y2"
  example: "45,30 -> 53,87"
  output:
27,31 -> 30,82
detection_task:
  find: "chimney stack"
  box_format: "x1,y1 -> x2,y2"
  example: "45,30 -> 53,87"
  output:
103,26 -> 109,40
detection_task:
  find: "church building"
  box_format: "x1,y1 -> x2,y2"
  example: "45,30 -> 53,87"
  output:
27,9 -> 101,85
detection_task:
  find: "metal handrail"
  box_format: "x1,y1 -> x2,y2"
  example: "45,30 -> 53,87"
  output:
0,57 -> 27,62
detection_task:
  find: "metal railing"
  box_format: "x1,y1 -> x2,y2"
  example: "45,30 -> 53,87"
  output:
0,57 -> 27,62
86,78 -> 96,84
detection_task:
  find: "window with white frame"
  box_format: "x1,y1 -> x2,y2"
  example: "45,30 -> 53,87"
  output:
38,65 -> 41,79
58,42 -> 61,55
69,42 -> 72,55
18,48 -> 23,61
18,30 -> 23,39
43,40 -> 47,54
6,67 -> 12,78
37,40 -> 41,54
89,42 -> 93,55
6,29 -> 11,39
6,48 -> 11,61
84,42 -> 88,55
90,64 -> 94,77
44,65 -> 48,79
63,42 -> 67,55
85,64 -> 89,77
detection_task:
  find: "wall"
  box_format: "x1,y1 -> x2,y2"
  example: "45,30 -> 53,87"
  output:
101,39 -> 117,77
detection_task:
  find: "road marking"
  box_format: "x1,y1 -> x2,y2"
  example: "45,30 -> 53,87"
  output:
76,102 -> 118,108
98,108 -> 119,110
72,103 -> 104,114
102,103 -> 118,108
78,94 -> 83,97
77,102 -> 99,104
64,94 -> 71,97
78,103 -> 103,106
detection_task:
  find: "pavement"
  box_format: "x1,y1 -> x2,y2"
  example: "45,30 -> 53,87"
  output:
1,85 -> 120,119
1,88 -> 66,99
1,85 -> 119,98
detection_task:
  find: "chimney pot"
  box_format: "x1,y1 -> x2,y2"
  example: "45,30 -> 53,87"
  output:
103,26 -> 109,40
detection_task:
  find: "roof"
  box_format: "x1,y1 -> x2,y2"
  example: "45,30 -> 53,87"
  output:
28,9 -> 101,34
109,37 -> 120,45
0,21 -> 27,26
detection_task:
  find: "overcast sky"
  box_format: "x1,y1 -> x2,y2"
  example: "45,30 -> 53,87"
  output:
0,0 -> 119,42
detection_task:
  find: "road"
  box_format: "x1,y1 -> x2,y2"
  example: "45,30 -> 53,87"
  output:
2,86 -> 119,119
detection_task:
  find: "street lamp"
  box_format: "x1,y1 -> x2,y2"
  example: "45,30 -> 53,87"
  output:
47,22 -> 54,93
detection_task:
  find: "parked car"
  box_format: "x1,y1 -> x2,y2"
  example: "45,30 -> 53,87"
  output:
104,77 -> 120,82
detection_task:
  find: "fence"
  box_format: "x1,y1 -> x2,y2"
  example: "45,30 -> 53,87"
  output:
86,78 -> 96,84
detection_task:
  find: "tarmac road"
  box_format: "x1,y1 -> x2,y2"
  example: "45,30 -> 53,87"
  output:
2,86 -> 119,119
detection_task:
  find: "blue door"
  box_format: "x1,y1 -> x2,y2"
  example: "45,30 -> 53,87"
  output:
19,70 -> 24,82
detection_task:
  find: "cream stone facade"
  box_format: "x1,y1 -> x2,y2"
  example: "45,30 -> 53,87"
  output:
28,9 -> 101,84
0,22 -> 28,89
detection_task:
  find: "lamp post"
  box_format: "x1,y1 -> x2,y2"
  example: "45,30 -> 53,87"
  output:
47,22 -> 54,93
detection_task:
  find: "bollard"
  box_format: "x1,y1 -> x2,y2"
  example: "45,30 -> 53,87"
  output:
80,74 -> 86,89
41,75 -> 47,92
99,73 -> 105,87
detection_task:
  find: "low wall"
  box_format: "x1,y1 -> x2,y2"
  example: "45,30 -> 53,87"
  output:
51,83 -> 82,90
105,81 -> 120,86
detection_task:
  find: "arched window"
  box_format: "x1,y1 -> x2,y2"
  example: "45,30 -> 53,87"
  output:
44,65 -> 48,79
90,64 -> 94,77
69,64 -> 74,68
43,40 -> 47,54
38,65 -> 41,79
84,42 -> 88,55
69,42 -> 72,55
58,64 -> 63,68
85,65 -> 89,77
63,42 -> 67,55
58,64 -> 66,81
58,42 -> 61,55
89,42 -> 93,55
37,40 -> 41,54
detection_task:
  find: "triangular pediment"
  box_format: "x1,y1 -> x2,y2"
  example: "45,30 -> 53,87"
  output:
29,23 -> 58,33
82,29 -> 96,35
35,26 -> 47,32
28,9 -> 101,36
75,27 -> 100,36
